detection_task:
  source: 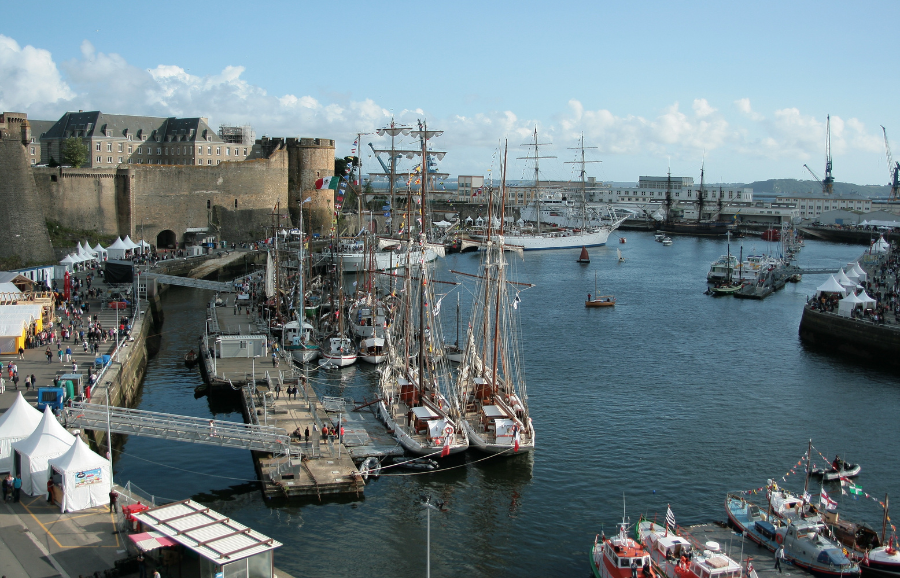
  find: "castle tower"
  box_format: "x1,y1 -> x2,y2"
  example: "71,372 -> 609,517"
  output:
289,138 -> 334,234
0,114 -> 55,266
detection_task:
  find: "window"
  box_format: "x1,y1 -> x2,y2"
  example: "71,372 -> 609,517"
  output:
243,148 -> 248,155
216,147 -> 221,155
31,159 -> 36,165
217,160 -> 221,165
30,137 -> 35,143
226,147 -> 231,156
207,146 -> 212,154
118,143 -> 123,152
107,143 -> 112,152
137,147 -> 142,154
197,159 -> 203,165
105,130 -> 112,137
96,143 -> 102,151
197,146 -> 203,155
127,134 -> 132,140
30,147 -> 35,155
164,147 -> 169,155
208,159 -> 212,165
107,156 -> 113,163
128,145 -> 133,153
96,156 -> 102,163
157,148 -> 161,155
118,156 -> 123,163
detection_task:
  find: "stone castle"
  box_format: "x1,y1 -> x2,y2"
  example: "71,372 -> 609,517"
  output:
0,111 -> 337,265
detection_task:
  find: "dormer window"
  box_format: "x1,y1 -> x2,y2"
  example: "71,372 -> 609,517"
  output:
105,130 -> 112,137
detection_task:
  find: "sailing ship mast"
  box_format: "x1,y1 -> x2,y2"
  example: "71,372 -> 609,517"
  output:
565,134 -> 600,230
698,160 -> 705,223
518,128 -> 555,234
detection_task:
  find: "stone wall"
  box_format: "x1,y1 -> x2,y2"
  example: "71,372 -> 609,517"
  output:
798,306 -> 900,364
33,168 -> 121,233
0,126 -> 55,265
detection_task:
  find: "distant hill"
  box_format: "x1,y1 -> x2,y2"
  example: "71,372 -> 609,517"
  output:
742,179 -> 892,198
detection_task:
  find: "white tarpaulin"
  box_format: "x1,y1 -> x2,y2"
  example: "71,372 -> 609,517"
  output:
12,407 -> 75,496
0,392 -> 42,474
48,436 -> 111,512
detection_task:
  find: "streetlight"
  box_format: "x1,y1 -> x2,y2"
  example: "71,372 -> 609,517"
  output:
420,495 -> 447,578
105,381 -> 114,488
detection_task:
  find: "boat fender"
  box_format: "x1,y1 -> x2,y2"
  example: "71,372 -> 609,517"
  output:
775,533 -> 783,544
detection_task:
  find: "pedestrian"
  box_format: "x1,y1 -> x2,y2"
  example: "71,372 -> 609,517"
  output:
83,340 -> 88,353
65,346 -> 72,362
775,544 -> 784,573
304,426 -> 309,443
13,475 -> 22,502
109,489 -> 118,513
23,376 -> 30,391
72,362 -> 78,373
1,474 -> 8,501
272,352 -> 278,367
209,420 -> 217,437
274,382 -> 281,399
47,478 -> 54,503
0,376 -> 5,394
46,348 -> 52,363
58,347 -> 63,363
30,375 -> 35,389
137,553 -> 147,578
18,346 -> 24,360
12,374 -> 18,391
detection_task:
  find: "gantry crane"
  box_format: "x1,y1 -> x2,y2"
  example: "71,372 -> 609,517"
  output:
881,125 -> 900,201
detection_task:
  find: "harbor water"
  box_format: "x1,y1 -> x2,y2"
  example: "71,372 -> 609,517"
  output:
113,232 -> 899,577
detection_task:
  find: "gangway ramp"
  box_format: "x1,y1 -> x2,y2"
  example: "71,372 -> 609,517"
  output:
64,402 -> 297,456
142,273 -> 234,292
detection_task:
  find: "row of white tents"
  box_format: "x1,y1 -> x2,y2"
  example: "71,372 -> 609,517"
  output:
59,236 -> 152,268
815,262 -> 878,318
0,393 -> 111,512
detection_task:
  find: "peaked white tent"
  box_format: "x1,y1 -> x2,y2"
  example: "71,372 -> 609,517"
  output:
848,262 -> 867,282
83,241 -> 97,255
93,243 -> 108,261
75,241 -> 85,254
835,268 -> 856,288
838,292 -> 864,318
815,276 -> 847,297
870,236 -> 890,254
48,436 -> 111,512
0,392 -> 42,474
857,291 -> 877,308
123,235 -> 140,250
12,407 -> 75,496
59,254 -> 80,267
106,238 -> 130,260
137,240 -> 151,254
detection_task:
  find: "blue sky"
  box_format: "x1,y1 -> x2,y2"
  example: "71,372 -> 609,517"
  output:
1,0 -> 897,187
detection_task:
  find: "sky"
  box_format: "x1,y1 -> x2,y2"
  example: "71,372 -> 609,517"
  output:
1,0 -> 898,187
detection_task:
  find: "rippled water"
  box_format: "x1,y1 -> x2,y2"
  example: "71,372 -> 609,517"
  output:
113,233 -> 900,578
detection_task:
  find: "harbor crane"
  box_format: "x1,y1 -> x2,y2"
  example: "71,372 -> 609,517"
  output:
822,115 -> 834,195
803,163 -> 822,186
881,125 -> 900,201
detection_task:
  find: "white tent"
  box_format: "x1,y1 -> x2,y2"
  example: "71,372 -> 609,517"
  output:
48,436 -> 111,512
93,243 -> 108,260
835,268 -> 856,288
12,407 -> 75,496
75,241 -> 84,254
838,292 -> 864,318
105,238 -> 130,260
858,291 -> 877,308
123,235 -> 140,250
848,262 -> 867,281
0,392 -> 42,474
137,240 -> 151,254
83,241 -> 97,255
870,236 -> 890,254
815,276 -> 847,297
432,220 -> 453,227
59,254 -> 80,266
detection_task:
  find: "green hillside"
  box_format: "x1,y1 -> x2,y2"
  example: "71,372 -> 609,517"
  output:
742,179 -> 892,197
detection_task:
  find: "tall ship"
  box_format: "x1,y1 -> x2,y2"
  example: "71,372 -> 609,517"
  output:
659,163 -> 731,237
376,123 -> 468,456
454,145 -> 535,454
478,131 -> 626,250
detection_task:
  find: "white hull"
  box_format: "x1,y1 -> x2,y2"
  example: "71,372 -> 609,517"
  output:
360,354 -> 387,364
288,347 -> 319,363
319,353 -> 358,367
376,401 -> 468,456
463,419 -> 534,455
444,344 -> 463,363
480,227 -> 614,250
321,247 -> 438,272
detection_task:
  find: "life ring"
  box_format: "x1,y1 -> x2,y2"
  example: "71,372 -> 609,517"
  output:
775,533 -> 783,544
443,424 -> 454,438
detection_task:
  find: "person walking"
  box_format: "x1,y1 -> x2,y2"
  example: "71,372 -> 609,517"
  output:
18,346 -> 24,360
274,382 -> 281,400
65,346 -> 72,363
45,347 -> 52,363
57,347 -> 63,363
1,474 -> 8,502
137,553 -> 147,578
775,545 -> 784,573
304,426 -> 309,443
109,489 -> 118,513
12,475 -> 22,502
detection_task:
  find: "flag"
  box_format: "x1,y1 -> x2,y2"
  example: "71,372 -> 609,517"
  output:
513,424 -> 520,453
512,295 -> 521,310
315,176 -> 340,189
441,426 -> 453,457
849,484 -> 863,497
433,295 -> 444,317
666,505 -> 676,532
820,490 -> 838,510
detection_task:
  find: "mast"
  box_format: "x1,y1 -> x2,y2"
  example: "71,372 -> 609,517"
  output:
803,438 -> 811,497
565,134 -> 599,230
698,159 -> 705,223
665,166 -> 673,227
489,144 -> 508,402
881,494 -> 889,544
518,128 -> 555,234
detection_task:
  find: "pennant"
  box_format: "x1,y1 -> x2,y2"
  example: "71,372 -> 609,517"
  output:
512,294 -> 521,310
433,295 -> 445,317
849,484 -> 863,496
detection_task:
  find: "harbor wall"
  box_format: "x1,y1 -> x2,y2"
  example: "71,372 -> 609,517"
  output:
798,306 -> 900,364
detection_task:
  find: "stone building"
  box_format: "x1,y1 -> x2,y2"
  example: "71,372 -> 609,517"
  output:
39,111 -> 253,168
775,191 -> 871,220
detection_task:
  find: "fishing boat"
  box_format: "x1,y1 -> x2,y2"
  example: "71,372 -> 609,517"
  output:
578,246 -> 591,264
586,272 -> 615,307
661,237 -> 673,246
184,349 -> 198,367
810,455 -> 862,480
725,493 -> 860,577
863,535 -> 900,578
358,336 -> 386,364
319,335 -> 358,367
282,320 -> 319,363
376,123 -> 468,457
618,248 -> 626,263
454,145 -> 535,455
591,513 -> 655,578
636,517 -> 743,578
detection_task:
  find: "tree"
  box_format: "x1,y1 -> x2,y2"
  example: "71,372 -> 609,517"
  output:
62,137 -> 88,168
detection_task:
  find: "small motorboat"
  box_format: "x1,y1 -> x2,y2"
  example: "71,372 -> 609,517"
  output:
619,237 -> 626,243
661,237 -> 673,246
577,246 -> 590,264
708,282 -> 743,296
184,350 -> 198,367
360,457 -> 382,480
810,455 -> 861,480
394,458 -> 439,471
617,248 -> 625,263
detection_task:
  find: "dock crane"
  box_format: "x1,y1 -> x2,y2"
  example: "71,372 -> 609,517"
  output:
881,126 -> 900,201
823,115 -> 834,195
803,163 -> 822,186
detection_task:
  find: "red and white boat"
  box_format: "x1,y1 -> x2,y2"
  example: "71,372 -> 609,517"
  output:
862,536 -> 900,578
591,517 -> 655,578
636,518 -> 743,578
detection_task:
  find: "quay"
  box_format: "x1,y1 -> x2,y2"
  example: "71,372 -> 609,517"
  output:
200,294 -> 366,498
674,521 -> 799,578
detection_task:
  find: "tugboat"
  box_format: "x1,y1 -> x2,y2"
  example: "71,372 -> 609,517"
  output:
591,513 -> 654,578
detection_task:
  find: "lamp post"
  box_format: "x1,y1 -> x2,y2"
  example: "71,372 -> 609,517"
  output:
420,496 -> 445,578
105,381 -> 114,488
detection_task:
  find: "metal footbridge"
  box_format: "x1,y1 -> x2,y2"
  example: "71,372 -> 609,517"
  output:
141,273 -> 234,292
63,402 -> 297,457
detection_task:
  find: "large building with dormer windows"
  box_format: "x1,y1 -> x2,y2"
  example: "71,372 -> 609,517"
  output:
38,111 -> 253,168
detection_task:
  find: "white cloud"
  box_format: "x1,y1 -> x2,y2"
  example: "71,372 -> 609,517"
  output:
0,35 -> 74,110
734,97 -> 763,121
692,98 -> 716,118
